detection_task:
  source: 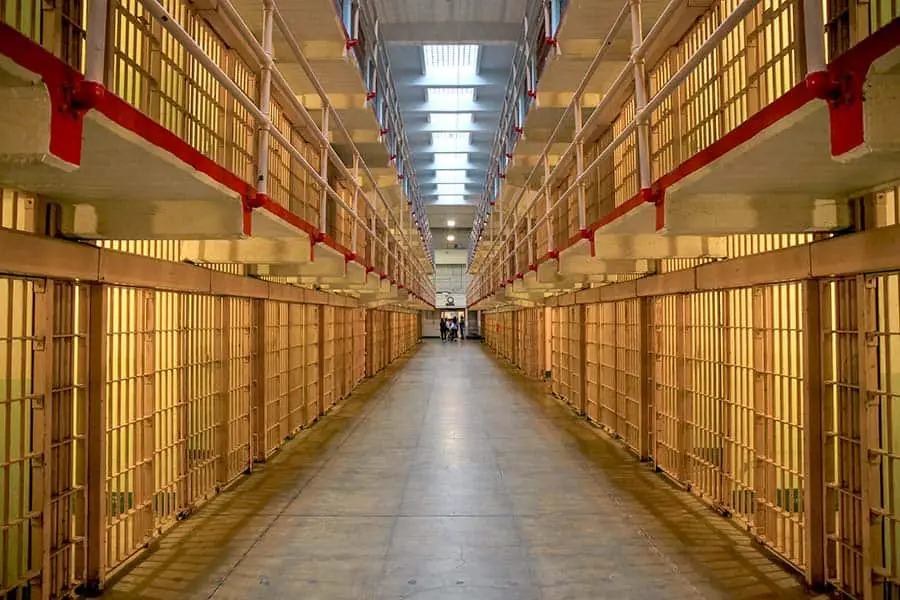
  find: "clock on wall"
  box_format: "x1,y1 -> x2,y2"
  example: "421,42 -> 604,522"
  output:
445,294 -> 455,306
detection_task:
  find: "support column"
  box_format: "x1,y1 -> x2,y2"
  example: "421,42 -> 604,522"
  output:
577,304 -> 587,416
251,300 -> 267,462
31,280 -> 53,598
638,297 -> 652,460
802,280 -> 825,588
84,284 -> 108,593
215,298 -> 231,486
857,275 -> 884,600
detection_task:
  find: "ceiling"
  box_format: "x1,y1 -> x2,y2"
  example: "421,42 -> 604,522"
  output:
373,0 -> 527,250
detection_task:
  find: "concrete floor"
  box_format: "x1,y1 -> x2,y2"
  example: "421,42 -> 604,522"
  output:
103,340 -> 821,600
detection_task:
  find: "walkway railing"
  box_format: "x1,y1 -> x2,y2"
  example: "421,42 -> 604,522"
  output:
2,0 -> 435,301
467,0 -> 841,295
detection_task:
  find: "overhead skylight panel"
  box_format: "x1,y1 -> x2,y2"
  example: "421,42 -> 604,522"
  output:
436,183 -> 467,196
433,153 -> 468,168
426,87 -> 475,107
429,113 -> 473,129
432,133 -> 470,152
434,170 -> 467,183
422,45 -> 479,80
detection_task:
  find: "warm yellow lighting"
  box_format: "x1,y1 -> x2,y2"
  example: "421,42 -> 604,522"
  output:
447,235 -> 456,241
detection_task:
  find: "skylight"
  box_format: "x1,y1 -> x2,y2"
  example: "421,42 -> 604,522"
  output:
432,133 -> 470,152
423,45 -> 479,80
434,170 -> 467,183
426,87 -> 475,107
434,195 -> 466,205
436,183 -> 467,196
433,153 -> 468,168
429,113 -> 473,129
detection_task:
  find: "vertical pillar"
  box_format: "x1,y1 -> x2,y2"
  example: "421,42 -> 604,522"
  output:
318,305 -> 326,416
215,298 -> 231,486
31,280 -> 53,598
319,109 -> 330,236
638,297 -> 652,460
577,304 -> 587,416
84,284 -> 107,592
802,280 -> 825,588
251,299 -> 267,462
675,294 -> 689,482
138,291 -> 155,541
857,275 -> 883,600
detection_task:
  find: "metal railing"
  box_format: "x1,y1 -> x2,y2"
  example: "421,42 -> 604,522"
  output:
467,0 -> 829,302
81,0 -> 434,303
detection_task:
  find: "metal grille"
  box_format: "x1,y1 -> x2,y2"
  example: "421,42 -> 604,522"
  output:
287,303 -> 305,431
722,287 -> 756,523
874,272 -> 900,596
152,290 -> 182,526
599,302 -> 617,430
0,277 -> 36,600
263,302 -> 289,456
304,305 -> 319,420
585,304 -> 599,421
685,291 -> 725,504
104,286 -> 154,571
652,294 -> 686,480
322,306 -> 335,410
46,281 -> 89,597
753,283 -> 806,567
224,297 -> 252,483
179,293 -> 220,508
823,276 -> 866,597
616,299 -> 642,453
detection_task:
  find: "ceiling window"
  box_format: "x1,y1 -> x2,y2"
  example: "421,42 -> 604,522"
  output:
423,45 -> 479,80
436,183 -> 467,196
434,170 -> 467,183
434,195 -> 466,205
433,153 -> 468,168
429,113 -> 473,129
432,133 -> 470,152
426,87 -> 475,107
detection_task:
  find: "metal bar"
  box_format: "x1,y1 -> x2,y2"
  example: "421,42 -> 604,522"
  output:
84,0 -> 109,82
255,0 -> 274,196
802,279 -> 825,587
630,0 -> 652,192
803,0 -> 827,74
84,284 -> 107,592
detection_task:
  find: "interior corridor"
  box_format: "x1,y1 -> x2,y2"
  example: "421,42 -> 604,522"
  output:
102,341 -> 820,600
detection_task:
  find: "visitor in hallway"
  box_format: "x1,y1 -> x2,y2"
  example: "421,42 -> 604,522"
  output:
448,318 -> 458,341
459,318 -> 465,340
439,318 -> 447,341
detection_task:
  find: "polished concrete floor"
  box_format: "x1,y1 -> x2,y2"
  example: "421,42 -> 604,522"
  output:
104,340 -> 821,600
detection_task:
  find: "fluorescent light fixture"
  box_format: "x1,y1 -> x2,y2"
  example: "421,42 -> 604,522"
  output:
434,170 -> 466,183
423,45 -> 479,80
447,234 -> 456,241
433,153 -> 468,168
426,87 -> 475,107
447,220 -> 456,227
429,113 -> 473,129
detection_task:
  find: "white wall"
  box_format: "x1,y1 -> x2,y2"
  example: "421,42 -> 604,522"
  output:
434,264 -> 469,308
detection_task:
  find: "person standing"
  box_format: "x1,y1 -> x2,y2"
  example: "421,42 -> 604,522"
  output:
459,318 -> 465,340
439,318 -> 447,341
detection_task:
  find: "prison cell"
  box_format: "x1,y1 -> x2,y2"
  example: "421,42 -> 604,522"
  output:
0,246 -> 422,599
